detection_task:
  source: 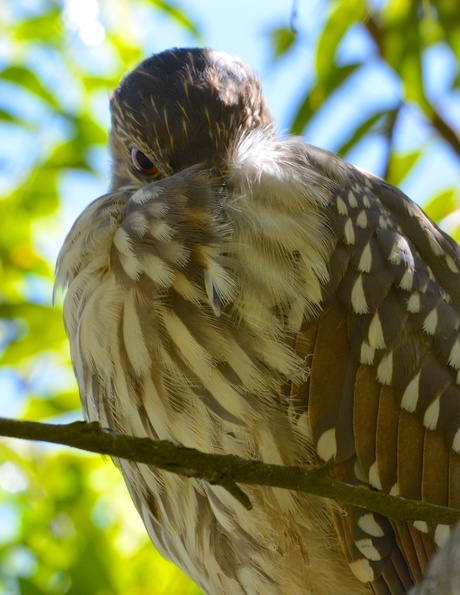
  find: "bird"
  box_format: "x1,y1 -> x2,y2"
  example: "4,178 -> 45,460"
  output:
55,47 -> 460,594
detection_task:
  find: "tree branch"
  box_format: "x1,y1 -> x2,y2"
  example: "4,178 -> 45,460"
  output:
1,416 -> 459,524
431,108 -> 460,158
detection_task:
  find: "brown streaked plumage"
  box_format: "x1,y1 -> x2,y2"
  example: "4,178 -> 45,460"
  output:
56,47 -> 460,594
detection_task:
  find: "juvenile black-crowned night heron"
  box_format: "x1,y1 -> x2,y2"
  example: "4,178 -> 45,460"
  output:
56,48 -> 460,594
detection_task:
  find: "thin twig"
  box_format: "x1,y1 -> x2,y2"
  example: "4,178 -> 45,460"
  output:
1,416 -> 460,523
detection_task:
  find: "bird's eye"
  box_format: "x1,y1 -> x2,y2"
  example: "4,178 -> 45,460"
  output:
131,148 -> 158,175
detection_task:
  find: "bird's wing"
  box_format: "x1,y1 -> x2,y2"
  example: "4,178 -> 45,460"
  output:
293,144 -> 460,593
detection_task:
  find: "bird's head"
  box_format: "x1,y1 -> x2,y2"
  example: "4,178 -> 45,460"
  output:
109,47 -> 272,190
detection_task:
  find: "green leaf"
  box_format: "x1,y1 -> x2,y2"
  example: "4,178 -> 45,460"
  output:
270,27 -> 297,58
13,11 -> 62,44
105,34 -> 146,68
0,304 -> 66,365
433,0 -> 460,59
380,0 -> 427,107
315,0 -> 366,78
73,113 -> 108,147
336,111 -> 387,156
423,189 -> 457,223
16,168 -> 60,216
46,142 -> 90,170
0,109 -> 36,128
387,150 -> 422,187
81,74 -> 122,93
24,392 -> 80,421
0,67 -> 60,109
18,578 -> 46,595
290,63 -> 361,134
155,0 -> 203,40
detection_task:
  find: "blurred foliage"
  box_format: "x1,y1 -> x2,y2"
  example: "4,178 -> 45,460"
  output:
0,0 -> 459,594
0,444 -> 200,595
271,0 -> 460,238
1,1 -> 204,593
